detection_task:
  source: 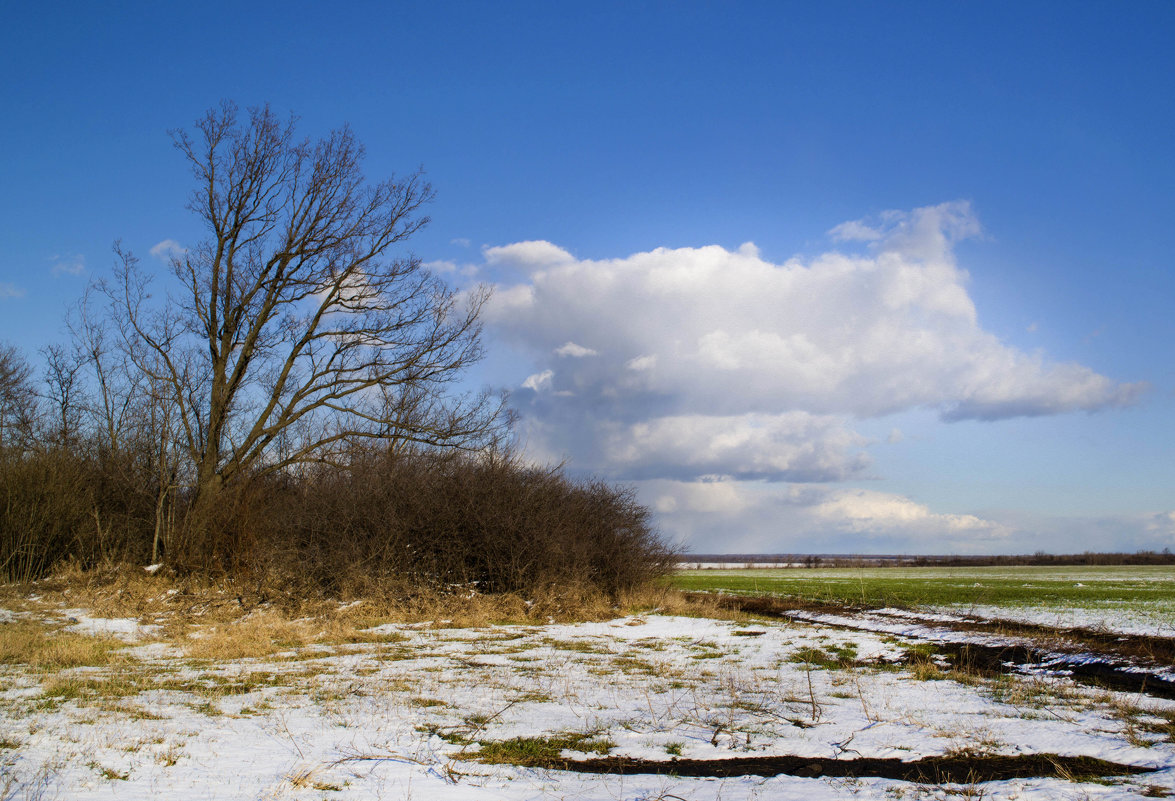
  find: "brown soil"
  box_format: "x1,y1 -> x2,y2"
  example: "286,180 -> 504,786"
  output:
520,752 -> 1153,782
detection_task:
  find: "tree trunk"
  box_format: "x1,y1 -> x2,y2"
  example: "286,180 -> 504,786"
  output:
182,457 -> 225,569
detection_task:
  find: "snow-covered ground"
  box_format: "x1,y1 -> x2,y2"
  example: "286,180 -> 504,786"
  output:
3,609 -> 1175,800
933,603 -> 1175,639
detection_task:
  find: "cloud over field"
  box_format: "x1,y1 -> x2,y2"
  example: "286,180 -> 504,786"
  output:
640,480 -> 1013,553
478,202 -> 1145,548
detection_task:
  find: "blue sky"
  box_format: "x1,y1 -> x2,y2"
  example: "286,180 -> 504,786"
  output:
2,1 -> 1173,554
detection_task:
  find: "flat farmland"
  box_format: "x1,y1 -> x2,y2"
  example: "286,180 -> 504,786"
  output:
672,565 -> 1175,635
6,569 -> 1175,800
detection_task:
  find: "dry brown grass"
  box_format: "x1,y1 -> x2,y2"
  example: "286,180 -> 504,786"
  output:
618,584 -> 738,620
0,619 -> 126,669
182,611 -> 317,661
1,565 -> 724,667
39,672 -> 144,702
179,610 -> 414,660
1098,693 -> 1175,747
1,561 -> 236,623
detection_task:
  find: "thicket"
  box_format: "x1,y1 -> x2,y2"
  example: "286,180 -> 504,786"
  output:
0,434 -> 675,597
1,321 -> 677,596
266,450 -> 672,597
0,445 -> 157,582
0,103 -> 677,598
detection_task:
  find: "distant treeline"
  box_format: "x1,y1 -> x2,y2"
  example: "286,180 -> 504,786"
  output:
683,551 -> 1175,568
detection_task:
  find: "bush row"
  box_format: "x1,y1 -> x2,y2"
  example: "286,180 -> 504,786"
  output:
0,444 -> 675,599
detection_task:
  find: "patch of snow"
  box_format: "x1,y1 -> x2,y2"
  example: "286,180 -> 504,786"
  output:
60,609 -> 161,642
938,604 -> 1175,638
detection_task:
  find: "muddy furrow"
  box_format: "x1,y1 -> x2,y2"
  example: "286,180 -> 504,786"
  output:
525,753 -> 1154,782
928,641 -> 1175,700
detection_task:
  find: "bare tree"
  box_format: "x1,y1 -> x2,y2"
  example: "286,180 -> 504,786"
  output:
0,343 -> 36,454
144,374 -> 180,563
41,344 -> 85,448
105,102 -> 501,522
69,290 -> 144,455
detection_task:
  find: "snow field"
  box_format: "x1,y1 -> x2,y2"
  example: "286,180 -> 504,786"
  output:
2,611 -> 1174,799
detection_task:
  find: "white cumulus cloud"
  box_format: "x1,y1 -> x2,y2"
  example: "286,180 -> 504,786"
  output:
808,488 -> 1007,536
1145,511 -> 1175,538
641,479 -> 1011,553
555,342 -> 598,358
149,239 -> 187,261
521,369 -> 554,392
424,258 -> 479,278
484,201 -> 1142,484
830,202 -> 983,261
597,412 -> 869,482
484,240 -> 575,273
50,253 -> 85,276
477,202 -> 1145,551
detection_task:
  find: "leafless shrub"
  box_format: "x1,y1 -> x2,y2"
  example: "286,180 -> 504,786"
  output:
243,446 -> 676,600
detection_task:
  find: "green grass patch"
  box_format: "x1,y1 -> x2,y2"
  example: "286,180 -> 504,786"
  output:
542,638 -> 611,654
40,674 -> 143,702
89,762 -> 129,781
418,724 -> 473,745
189,700 -> 221,716
611,655 -> 660,675
1142,709 -> 1175,743
789,643 -> 858,669
411,697 -> 448,708
476,733 -> 614,765
672,565 -> 1175,612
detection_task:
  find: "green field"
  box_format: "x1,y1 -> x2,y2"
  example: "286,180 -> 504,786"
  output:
671,565 -> 1175,613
